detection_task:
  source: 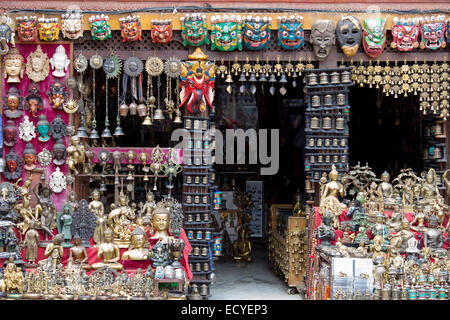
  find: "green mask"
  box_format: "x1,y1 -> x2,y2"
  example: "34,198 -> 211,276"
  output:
211,18 -> 242,51
89,16 -> 112,41
181,14 -> 209,47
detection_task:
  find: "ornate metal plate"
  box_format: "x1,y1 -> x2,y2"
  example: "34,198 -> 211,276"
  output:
164,57 -> 181,78
145,56 -> 164,77
89,53 -> 103,70
37,148 -> 52,167
103,54 -> 122,79
74,53 -> 88,73
124,56 -> 144,77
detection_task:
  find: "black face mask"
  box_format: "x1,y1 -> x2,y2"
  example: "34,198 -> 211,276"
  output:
336,16 -> 362,57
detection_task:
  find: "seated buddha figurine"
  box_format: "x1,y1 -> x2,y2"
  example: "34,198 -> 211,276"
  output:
108,192 -> 136,248
419,168 -> 440,206
410,209 -> 428,234
388,205 -> 403,233
377,171 -> 396,208
122,228 -> 149,261
319,165 -> 346,229
67,235 -> 90,270
91,228 -> 123,271
232,226 -> 252,262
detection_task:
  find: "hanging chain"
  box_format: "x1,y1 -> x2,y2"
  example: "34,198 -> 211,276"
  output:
116,76 -> 121,126
146,74 -> 151,115
175,77 -> 180,106
92,69 -> 97,129
105,78 -> 109,128
157,75 -> 161,107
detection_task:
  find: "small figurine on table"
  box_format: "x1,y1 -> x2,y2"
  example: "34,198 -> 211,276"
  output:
67,235 -> 90,270
232,225 -> 252,262
57,203 -> 74,248
23,220 -> 40,267
39,233 -> 64,270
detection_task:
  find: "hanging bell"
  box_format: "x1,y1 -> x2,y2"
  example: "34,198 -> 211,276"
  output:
153,108 -> 165,120
225,74 -> 233,84
129,102 -> 138,115
142,115 -> 153,126
99,182 -> 107,192
174,111 -> 183,124
89,128 -> 100,139
292,72 -> 298,88
119,103 -> 129,117
249,73 -> 257,82
101,127 -> 112,138
76,125 -> 89,138
143,173 -> 149,181
137,103 -> 147,117
269,74 -> 277,82
279,74 -> 288,83
238,72 -> 247,82
126,171 -> 134,181
113,125 -> 125,136
259,73 -> 267,82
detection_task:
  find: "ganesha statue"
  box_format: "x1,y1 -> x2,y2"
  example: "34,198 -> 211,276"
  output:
119,15 -> 142,42
242,16 -> 272,51
179,48 -> 215,115
46,80 -> 68,109
210,15 -> 243,52
277,15 -> 304,50
391,17 -> 420,51
16,16 -> 38,42
89,15 -> 111,41
38,18 -> 60,42
0,15 -> 15,55
180,13 -> 209,47
24,82 -> 44,117
150,19 -> 173,44
362,17 -> 387,58
419,15 -> 446,50
61,13 -> 84,40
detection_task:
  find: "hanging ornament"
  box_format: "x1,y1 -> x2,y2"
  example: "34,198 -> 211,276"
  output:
18,115 -> 36,142
146,56 -> 164,120
61,13 -> 84,40
49,167 -> 67,193
16,16 -> 38,43
164,57 -> 182,122
150,19 -> 173,44
103,54 -> 122,138
74,52 -> 88,73
37,148 -> 52,167
89,53 -> 103,140
38,17 -> 60,41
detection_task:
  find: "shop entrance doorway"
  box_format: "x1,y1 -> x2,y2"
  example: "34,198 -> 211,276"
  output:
348,87 -> 424,177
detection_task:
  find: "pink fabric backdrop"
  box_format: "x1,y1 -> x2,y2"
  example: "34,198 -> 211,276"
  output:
2,43 -> 71,212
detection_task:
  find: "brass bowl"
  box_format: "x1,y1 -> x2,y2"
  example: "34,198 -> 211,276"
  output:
23,293 -> 41,300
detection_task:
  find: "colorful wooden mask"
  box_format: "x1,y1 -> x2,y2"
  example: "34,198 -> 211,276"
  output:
180,13 -> 209,47
3,119 -> 18,147
242,16 -> 272,51
150,19 -> 173,44
46,80 -> 68,109
25,82 -> 44,117
89,15 -> 111,41
3,86 -> 23,119
362,18 -> 387,58
120,15 -> 142,42
38,18 -> 60,41
16,16 -> 38,42
390,17 -> 420,52
36,114 -> 50,142
179,48 -> 215,114
447,19 -> 450,45
4,149 -> 22,181
23,142 -> 37,171
26,45 -> 50,82
419,15 -> 446,50
61,13 -> 84,40
0,15 -> 15,55
310,19 -> 335,61
210,15 -> 243,52
277,15 -> 304,50
336,16 -> 362,57
3,47 -> 24,84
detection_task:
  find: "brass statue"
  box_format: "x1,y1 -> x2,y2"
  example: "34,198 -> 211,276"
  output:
122,228 -> 149,261
22,220 -> 40,267
3,257 -> 24,294
66,136 -> 85,175
91,228 -> 123,271
149,202 -> 172,242
319,165 -> 346,229
378,171 -> 396,207
108,191 -> 136,248
419,168 -> 440,206
67,235 -> 90,270
89,189 -> 106,244
39,233 -> 64,270
139,190 -> 156,226
232,226 -> 252,262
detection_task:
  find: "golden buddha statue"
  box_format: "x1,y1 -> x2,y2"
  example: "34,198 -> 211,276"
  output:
232,226 -> 252,262
39,233 -> 64,270
149,202 -> 173,243
66,136 -> 85,175
91,228 -> 123,271
3,258 -> 24,294
108,191 -> 136,248
419,168 -> 440,206
319,165 -> 346,229
122,228 -> 149,261
410,209 -> 428,233
378,171 -> 395,207
89,189 -> 106,244
67,235 -> 90,270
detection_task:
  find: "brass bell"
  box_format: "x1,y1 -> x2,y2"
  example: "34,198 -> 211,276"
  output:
99,182 -> 107,192
153,108 -> 165,120
101,127 -> 112,138
119,103 -> 129,116
142,114 -> 152,125
225,74 -> 233,83
113,125 -> 125,136
174,110 -> 182,123
89,128 -> 100,139
76,125 -> 89,138
129,102 -> 138,115
137,103 -> 147,117
307,72 -> 318,85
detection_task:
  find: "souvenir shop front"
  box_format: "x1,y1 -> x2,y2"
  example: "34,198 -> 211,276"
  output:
0,1 -> 448,300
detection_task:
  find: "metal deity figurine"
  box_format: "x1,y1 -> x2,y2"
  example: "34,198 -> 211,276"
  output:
0,15 -> 15,55
391,17 -> 420,52
46,80 -> 68,109
210,15 -> 243,52
336,16 -> 362,58
15,16 -> 38,43
362,17 -> 387,58
119,15 -> 142,42
277,15 -> 304,50
38,18 -> 60,42
180,13 -> 209,47
24,83 -> 44,118
4,150 -> 22,181
150,19 -> 173,44
89,15 -> 112,41
61,13 -> 84,40
179,48 -> 215,114
242,15 -> 272,51
419,15 -> 446,50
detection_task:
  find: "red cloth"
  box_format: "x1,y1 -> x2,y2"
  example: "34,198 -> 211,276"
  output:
314,207 -> 449,250
3,227 -> 193,280
1,43 -> 71,212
